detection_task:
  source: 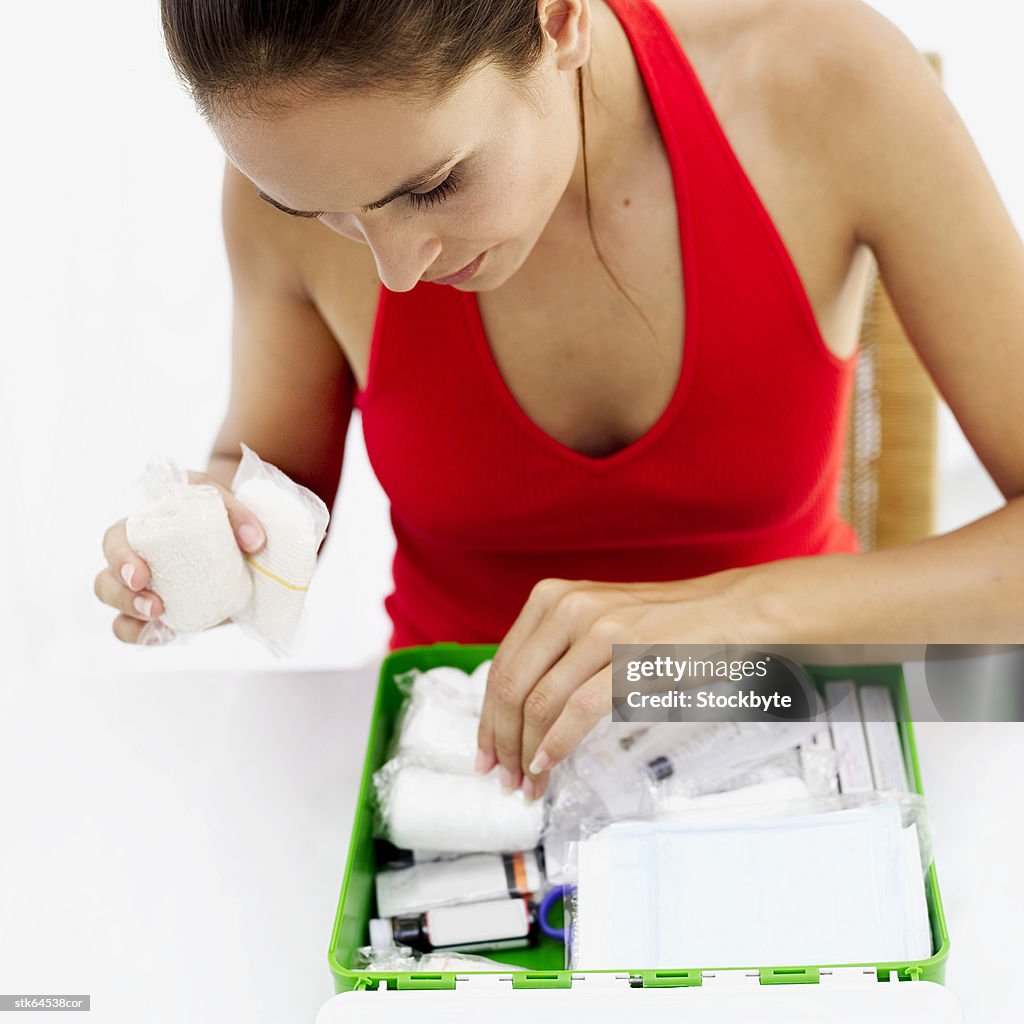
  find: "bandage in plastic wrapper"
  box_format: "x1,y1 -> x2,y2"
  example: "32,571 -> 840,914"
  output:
562,790 -> 934,971
352,943 -> 528,972
387,664 -> 489,773
394,662 -> 490,716
124,445 -> 328,655
229,443 -> 329,655
371,757 -> 546,854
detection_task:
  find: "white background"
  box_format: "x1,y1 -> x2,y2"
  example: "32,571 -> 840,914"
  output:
1,2 -> 1022,1021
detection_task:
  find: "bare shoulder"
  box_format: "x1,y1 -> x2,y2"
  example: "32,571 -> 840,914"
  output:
657,0 -> 946,227
657,0 -> 932,125
658,0 -> 1024,502
739,0 -> 938,125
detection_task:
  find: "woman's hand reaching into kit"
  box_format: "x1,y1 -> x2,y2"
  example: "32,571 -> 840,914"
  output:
94,470 -> 267,644
473,570 -> 773,801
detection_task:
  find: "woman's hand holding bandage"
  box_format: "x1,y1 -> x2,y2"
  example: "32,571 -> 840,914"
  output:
474,570 -> 763,802
95,470 -> 266,644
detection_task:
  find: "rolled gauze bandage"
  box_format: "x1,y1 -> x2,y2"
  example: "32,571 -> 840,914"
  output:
380,763 -> 545,853
126,459 -> 252,633
124,446 -> 329,654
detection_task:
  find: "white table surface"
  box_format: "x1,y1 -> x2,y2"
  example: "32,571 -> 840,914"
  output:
1,660 -> 1020,1023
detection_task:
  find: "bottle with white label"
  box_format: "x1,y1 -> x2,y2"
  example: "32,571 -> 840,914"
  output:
375,849 -> 544,918
369,896 -> 537,955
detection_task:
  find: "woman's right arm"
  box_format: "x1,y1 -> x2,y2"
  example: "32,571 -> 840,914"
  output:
96,160 -> 360,643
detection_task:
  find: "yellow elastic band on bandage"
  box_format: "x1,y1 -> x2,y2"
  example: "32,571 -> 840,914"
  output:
244,554 -> 308,592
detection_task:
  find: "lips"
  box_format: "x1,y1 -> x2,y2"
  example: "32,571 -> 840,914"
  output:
427,251 -> 485,286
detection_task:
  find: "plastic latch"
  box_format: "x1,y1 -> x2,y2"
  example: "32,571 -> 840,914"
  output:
760,966 -> 820,986
819,968 -> 881,987
633,970 -> 702,988
508,972 -> 572,990
900,966 -> 925,982
395,973 -> 457,991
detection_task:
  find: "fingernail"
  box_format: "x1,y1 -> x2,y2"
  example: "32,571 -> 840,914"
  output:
498,765 -> 514,792
474,749 -> 489,774
238,523 -> 264,551
528,750 -> 551,776
133,595 -> 154,619
522,776 -> 537,802
120,563 -> 136,590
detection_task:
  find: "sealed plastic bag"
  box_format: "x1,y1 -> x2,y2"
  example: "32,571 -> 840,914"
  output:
386,665 -> 488,774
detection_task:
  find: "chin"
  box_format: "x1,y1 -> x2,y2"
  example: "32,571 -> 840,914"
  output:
461,239 -> 534,292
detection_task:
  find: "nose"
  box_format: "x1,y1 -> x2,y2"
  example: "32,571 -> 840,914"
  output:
320,213 -> 441,293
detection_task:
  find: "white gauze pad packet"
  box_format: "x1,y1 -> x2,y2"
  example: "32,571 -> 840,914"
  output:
230,443 -> 330,655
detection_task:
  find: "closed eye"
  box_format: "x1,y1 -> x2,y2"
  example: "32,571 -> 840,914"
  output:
257,166 -> 463,219
406,169 -> 462,210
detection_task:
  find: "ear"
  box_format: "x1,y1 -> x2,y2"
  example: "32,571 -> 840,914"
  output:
537,0 -> 591,72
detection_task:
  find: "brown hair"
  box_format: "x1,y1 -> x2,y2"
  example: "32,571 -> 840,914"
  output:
161,0 -> 546,117
161,0 -> 649,329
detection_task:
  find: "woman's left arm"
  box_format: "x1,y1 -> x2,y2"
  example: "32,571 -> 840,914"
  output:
475,0 -> 1024,799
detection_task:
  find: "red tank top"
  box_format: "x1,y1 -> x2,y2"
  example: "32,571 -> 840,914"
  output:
353,0 -> 859,650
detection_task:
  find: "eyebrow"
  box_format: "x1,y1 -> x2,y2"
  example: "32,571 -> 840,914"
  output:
256,152 -> 459,217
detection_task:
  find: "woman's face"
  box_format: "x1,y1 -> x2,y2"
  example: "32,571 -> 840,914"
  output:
212,55 -> 584,293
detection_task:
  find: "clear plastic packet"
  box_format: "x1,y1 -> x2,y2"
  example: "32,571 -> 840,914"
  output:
230,443 -> 329,656
636,719 -> 825,791
644,747 -> 815,815
394,664 -> 489,715
352,943 -> 529,972
123,446 -> 328,655
541,757 -> 611,885
799,732 -> 841,796
542,720 -> 828,881
387,666 -> 482,774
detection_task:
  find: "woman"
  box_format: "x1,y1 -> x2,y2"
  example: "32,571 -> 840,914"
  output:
95,0 -> 1024,802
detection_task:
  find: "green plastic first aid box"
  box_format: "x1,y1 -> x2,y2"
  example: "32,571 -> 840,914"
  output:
317,643 -> 963,1022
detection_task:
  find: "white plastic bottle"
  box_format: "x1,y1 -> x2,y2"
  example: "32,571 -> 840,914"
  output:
369,897 -> 537,955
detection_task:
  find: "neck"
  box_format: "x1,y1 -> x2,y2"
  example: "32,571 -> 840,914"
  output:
562,0 -> 652,215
